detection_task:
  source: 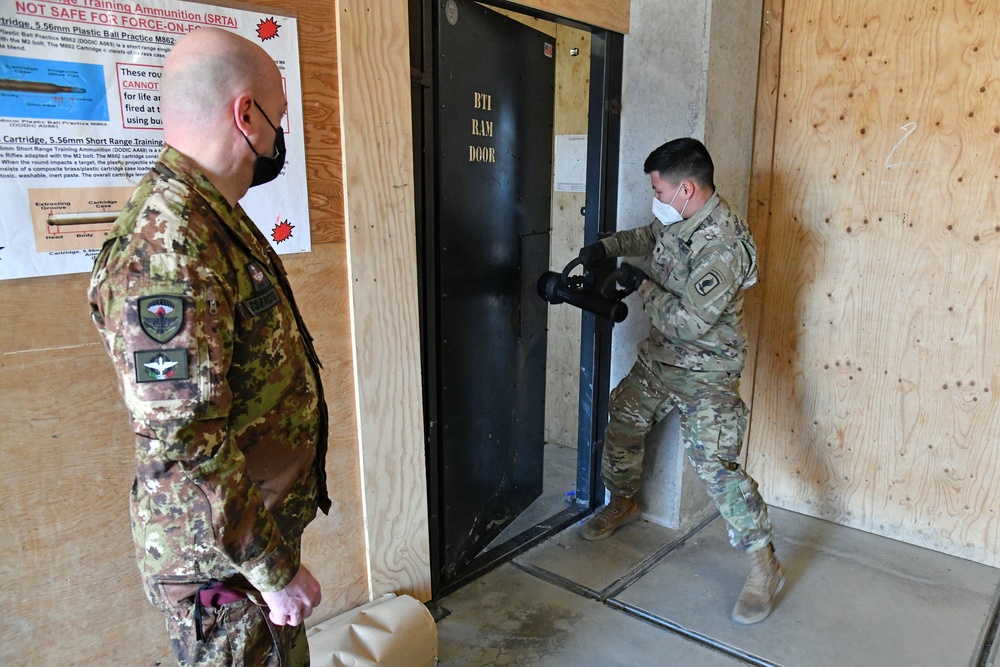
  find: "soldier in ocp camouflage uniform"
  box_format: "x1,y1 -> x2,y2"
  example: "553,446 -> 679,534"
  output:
88,28 -> 329,666
577,138 -> 785,624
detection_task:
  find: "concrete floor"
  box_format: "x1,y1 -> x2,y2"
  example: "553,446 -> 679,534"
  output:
435,507 -> 1000,666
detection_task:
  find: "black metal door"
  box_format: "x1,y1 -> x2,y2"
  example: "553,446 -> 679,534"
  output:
431,0 -> 554,587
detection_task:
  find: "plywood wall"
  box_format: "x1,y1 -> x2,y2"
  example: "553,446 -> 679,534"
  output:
747,0 -> 1000,566
337,0 -> 431,600
544,23 -> 592,448
0,1 -> 367,664
742,0 -> 783,412
510,0 -> 629,33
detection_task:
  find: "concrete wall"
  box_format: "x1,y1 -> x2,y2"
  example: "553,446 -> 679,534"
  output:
613,0 -> 764,527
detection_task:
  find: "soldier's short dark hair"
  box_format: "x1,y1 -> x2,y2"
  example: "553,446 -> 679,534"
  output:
643,138 -> 715,189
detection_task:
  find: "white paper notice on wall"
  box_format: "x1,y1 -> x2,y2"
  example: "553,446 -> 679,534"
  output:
0,0 -> 311,281
554,134 -> 587,192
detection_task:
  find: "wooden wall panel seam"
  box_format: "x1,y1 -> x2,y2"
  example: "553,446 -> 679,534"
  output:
337,0 -> 432,601
744,0 -> 785,460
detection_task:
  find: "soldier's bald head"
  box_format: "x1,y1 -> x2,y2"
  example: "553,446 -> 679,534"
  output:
161,27 -> 280,135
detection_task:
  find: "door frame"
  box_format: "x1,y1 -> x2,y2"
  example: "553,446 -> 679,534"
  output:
411,0 -> 625,597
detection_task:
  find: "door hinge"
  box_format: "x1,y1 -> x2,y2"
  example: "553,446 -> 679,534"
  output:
607,98 -> 622,114
411,67 -> 431,88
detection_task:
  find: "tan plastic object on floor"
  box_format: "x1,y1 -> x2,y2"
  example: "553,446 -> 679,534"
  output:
306,593 -> 438,667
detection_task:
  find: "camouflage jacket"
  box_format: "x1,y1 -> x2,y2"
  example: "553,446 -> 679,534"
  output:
88,145 -> 330,596
601,193 -> 758,372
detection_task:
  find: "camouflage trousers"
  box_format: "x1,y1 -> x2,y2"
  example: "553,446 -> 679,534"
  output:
602,359 -> 772,552
155,581 -> 309,667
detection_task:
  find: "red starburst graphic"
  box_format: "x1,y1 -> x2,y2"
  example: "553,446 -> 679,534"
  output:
256,17 -> 281,41
272,220 -> 294,243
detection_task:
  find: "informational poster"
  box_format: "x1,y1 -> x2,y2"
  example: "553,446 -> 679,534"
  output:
0,0 -> 310,281
554,134 -> 586,192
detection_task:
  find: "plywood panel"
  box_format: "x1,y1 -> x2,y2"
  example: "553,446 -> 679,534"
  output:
508,0 -> 629,34
0,272 -> 103,352
0,346 -> 162,667
743,0 -> 783,442
490,6 -> 557,35
337,0 -> 431,600
285,243 -> 370,617
545,25 -> 591,447
748,0 -> 1000,566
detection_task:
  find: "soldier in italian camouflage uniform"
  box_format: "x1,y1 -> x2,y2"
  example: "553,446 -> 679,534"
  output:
88,28 -> 328,665
578,138 -> 785,624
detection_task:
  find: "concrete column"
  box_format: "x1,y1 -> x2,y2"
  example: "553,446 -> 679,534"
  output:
611,0 -> 763,531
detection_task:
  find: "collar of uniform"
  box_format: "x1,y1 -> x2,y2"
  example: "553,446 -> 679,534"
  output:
675,192 -> 720,243
158,144 -> 232,217
158,144 -> 274,269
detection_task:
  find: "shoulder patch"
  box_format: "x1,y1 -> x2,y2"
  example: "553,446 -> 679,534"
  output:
246,261 -> 272,292
695,269 -> 723,296
135,349 -> 189,382
138,295 -> 184,343
686,256 -> 739,311
244,261 -> 280,314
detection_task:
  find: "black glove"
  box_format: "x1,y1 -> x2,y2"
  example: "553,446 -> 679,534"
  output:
617,262 -> 648,292
577,242 -> 607,268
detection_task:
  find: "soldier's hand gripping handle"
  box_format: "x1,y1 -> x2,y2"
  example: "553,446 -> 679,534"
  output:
616,262 -> 648,292
577,241 -> 607,269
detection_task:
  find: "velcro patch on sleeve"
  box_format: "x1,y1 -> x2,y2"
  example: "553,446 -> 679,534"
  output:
138,295 -> 184,343
694,269 -> 724,296
687,259 -> 737,310
244,261 -> 280,315
135,349 -> 190,383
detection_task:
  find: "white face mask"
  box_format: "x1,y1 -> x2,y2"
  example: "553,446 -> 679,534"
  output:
651,185 -> 688,225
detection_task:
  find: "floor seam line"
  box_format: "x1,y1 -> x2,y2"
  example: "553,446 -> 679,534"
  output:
599,511 -> 720,601
604,598 -> 781,667
510,560 -> 601,600
972,579 -> 1000,667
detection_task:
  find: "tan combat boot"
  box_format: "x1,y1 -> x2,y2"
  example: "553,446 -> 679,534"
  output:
732,543 -> 786,624
580,495 -> 639,541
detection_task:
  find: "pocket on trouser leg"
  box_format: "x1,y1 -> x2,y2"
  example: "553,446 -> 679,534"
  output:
163,605 -> 229,667
224,601 -> 287,667
160,596 -> 281,667
602,378 -> 657,497
731,478 -> 772,551
153,579 -> 227,667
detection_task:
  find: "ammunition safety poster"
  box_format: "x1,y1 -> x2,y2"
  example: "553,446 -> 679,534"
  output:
0,0 -> 310,281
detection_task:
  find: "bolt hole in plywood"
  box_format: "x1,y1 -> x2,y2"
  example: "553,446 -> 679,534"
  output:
747,1 -> 1000,567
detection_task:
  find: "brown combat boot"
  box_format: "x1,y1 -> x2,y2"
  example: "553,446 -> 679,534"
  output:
580,495 -> 639,541
731,543 -> 786,624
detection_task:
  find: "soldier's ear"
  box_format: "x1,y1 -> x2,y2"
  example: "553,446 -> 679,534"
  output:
233,94 -> 254,133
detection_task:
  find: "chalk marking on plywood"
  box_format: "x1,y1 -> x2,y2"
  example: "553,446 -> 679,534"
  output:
886,122 -> 931,169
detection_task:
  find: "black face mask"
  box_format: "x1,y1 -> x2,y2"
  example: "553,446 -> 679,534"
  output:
241,100 -> 286,187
